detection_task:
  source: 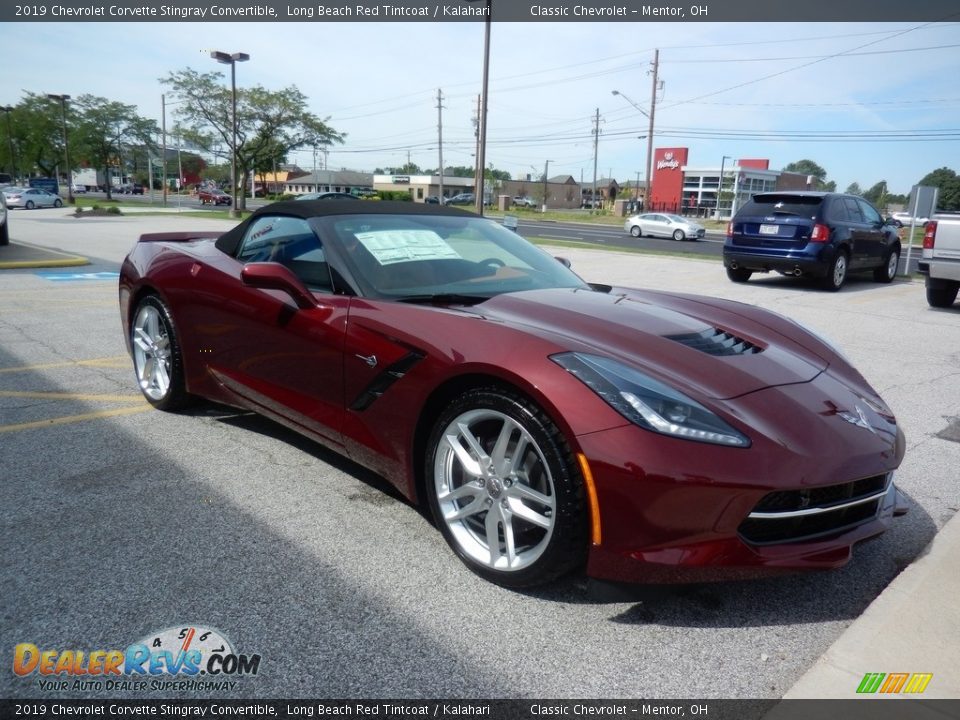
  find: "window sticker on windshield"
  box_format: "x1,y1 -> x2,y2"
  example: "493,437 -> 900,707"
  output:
354,230 -> 462,266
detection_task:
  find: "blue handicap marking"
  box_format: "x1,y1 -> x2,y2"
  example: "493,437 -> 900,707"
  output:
36,271 -> 120,282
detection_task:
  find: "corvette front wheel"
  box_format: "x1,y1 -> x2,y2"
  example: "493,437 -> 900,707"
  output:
426,388 -> 587,588
131,295 -> 191,411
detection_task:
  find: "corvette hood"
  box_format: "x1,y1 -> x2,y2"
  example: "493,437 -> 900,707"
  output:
469,288 -> 828,400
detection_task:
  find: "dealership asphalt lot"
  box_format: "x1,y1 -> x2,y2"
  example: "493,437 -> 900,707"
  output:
1,209 -> 959,700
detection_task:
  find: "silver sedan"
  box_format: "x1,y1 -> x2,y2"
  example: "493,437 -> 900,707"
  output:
624,213 -> 705,241
2,187 -> 64,210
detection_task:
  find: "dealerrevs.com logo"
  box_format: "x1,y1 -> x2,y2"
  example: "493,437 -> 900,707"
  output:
13,625 -> 261,692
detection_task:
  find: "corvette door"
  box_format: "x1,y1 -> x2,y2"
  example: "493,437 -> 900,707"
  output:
197,215 -> 351,449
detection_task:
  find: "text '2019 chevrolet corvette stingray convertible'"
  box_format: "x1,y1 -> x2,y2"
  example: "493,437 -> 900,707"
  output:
120,201 -> 906,588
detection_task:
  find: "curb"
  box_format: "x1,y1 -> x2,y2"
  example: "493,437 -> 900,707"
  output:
0,241 -> 90,270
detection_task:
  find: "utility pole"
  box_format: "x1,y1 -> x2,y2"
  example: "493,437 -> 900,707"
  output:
646,48 -> 659,211
473,94 -> 481,208
161,94 -> 167,206
542,159 -> 550,213
436,88 -> 444,204
591,108 -> 601,210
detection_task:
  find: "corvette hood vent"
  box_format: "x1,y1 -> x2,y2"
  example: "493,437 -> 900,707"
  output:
666,327 -> 762,357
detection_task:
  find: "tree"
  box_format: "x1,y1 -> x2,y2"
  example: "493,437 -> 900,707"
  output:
845,182 -> 862,196
161,68 -> 342,211
783,159 -> 833,190
72,95 -> 159,200
917,167 -> 960,211
11,93 -> 68,179
863,181 -> 887,206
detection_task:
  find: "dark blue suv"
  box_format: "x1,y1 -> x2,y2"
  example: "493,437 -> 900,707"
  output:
723,191 -> 901,291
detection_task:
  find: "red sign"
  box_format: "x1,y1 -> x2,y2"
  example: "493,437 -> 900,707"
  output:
650,147 -> 688,211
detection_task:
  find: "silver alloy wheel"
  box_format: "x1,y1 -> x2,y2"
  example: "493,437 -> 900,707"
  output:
887,250 -> 899,279
630,225 -> 641,237
833,253 -> 847,288
433,408 -> 556,572
132,304 -> 172,401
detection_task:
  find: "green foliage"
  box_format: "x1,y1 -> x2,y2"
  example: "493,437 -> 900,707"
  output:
917,167 -> 960,211
161,68 -> 343,211
863,181 -> 887,205
845,182 -> 862,196
376,190 -> 412,202
783,159 -> 828,181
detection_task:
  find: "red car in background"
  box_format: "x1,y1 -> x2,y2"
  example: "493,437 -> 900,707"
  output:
198,188 -> 232,205
119,201 -> 906,588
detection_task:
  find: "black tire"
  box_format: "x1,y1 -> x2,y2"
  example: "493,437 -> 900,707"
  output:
672,229 -> 685,241
630,225 -> 641,238
25,200 -> 34,210
425,387 -> 588,588
873,246 -> 900,283
53,199 -> 63,208
926,281 -> 959,309
821,250 -> 848,292
726,266 -> 752,283
0,218 -> 8,246
130,295 -> 192,411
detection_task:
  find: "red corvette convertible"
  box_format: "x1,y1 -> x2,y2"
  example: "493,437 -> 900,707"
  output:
120,201 -> 906,587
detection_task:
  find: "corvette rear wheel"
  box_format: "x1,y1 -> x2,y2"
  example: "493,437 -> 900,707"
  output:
426,388 -> 587,588
131,295 -> 191,411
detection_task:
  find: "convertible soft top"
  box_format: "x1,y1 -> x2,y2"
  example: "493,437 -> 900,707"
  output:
215,200 -> 474,256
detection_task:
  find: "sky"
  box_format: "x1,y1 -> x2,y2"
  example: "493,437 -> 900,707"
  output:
2,19 -> 959,195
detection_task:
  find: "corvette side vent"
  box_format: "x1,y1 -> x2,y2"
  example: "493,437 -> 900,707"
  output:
666,327 -> 762,356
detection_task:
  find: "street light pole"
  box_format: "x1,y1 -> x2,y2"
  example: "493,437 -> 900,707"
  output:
612,88 -> 654,214
716,155 -> 731,219
210,50 -> 250,219
46,94 -> 73,204
1,105 -> 17,182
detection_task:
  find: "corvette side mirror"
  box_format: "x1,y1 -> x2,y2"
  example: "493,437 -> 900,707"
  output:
241,262 -> 318,310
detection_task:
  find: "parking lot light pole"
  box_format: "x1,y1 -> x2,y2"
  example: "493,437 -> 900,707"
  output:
46,94 -> 73,204
716,155 -> 732,219
210,50 -> 249,219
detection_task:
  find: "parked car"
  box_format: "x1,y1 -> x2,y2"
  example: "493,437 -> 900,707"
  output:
512,196 -> 536,208
891,211 -> 929,228
198,188 -> 232,206
2,187 -> 63,209
624,213 -> 706,241
723,191 -> 901,291
294,192 -> 358,201
423,196 -> 441,204
119,199 -> 905,588
71,183 -> 87,195
0,190 -> 8,245
114,183 -> 144,195
445,193 -> 475,206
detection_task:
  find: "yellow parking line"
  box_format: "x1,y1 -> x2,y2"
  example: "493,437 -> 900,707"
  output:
0,390 -> 143,402
0,404 -> 152,433
0,356 -> 129,373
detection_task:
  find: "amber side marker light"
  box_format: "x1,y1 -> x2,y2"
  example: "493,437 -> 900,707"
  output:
577,453 -> 602,546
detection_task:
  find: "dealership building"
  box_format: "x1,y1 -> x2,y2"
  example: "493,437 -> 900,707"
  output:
648,147 -> 811,217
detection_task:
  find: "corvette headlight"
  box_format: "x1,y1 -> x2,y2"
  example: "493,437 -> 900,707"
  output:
552,353 -> 750,448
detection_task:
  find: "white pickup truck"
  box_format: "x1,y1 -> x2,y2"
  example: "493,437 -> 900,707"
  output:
919,212 -> 960,308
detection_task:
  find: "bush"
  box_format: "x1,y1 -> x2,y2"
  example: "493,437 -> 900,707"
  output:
376,190 -> 413,202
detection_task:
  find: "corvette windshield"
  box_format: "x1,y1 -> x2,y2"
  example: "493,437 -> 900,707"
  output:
322,214 -> 588,300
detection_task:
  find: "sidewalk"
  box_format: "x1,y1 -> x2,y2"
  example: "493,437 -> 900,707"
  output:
0,240 -> 89,269
783,508 -> 960,700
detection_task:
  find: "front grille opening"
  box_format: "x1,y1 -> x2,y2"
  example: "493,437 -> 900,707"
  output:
667,327 -> 762,356
738,474 -> 889,545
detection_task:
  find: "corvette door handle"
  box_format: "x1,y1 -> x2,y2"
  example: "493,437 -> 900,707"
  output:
355,354 -> 378,368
